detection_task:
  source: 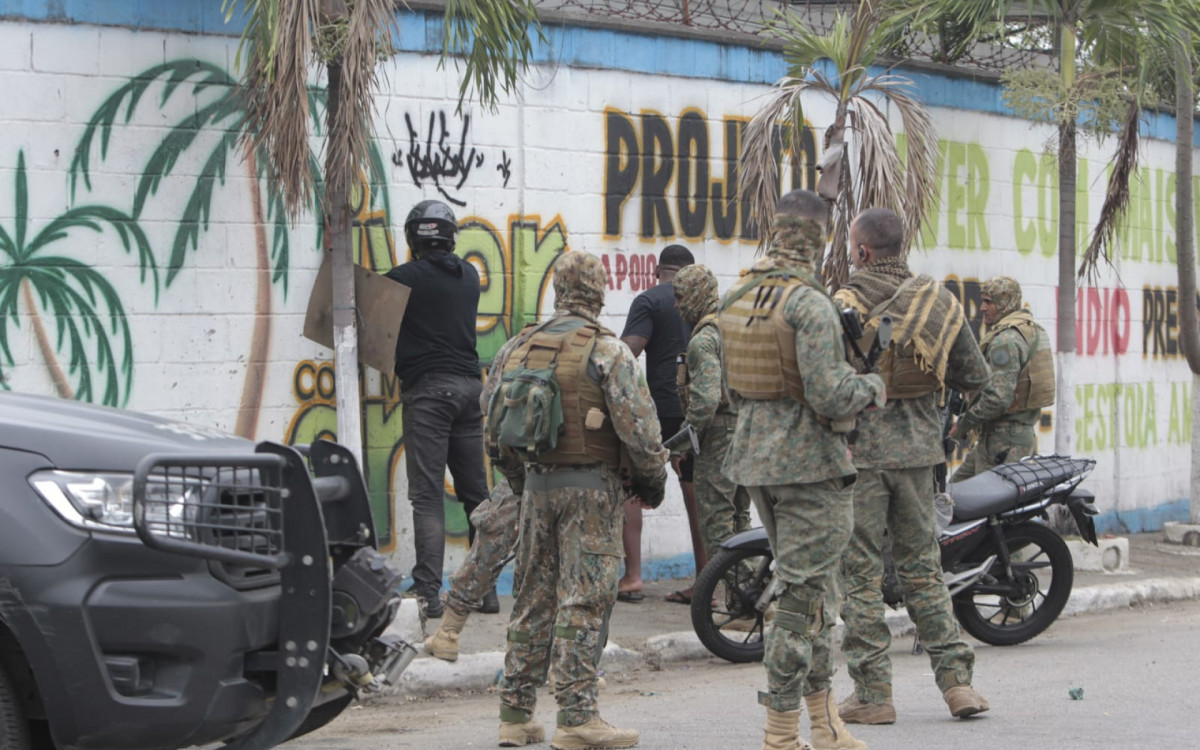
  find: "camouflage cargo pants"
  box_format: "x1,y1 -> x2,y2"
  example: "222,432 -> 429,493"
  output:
952,423 -> 1038,482
446,478 -> 520,614
500,468 -> 624,727
748,477 -> 855,713
694,416 -> 751,561
840,467 -> 974,700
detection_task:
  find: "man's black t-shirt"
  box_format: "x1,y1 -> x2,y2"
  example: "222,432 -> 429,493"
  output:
385,251 -> 481,388
621,281 -> 688,419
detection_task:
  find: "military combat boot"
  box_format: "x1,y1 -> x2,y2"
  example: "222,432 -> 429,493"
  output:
549,717 -> 638,749
423,603 -> 470,662
499,719 -> 546,747
838,685 -> 896,725
943,684 -> 990,718
805,690 -> 868,750
760,708 -> 814,750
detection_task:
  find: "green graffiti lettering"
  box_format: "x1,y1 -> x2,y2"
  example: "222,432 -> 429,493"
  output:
947,142 -> 967,249
920,139 -> 948,247
1038,152 -> 1058,259
1013,149 -> 1038,255
967,143 -> 990,250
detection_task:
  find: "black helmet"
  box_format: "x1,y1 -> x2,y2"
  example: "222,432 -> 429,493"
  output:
404,199 -> 457,254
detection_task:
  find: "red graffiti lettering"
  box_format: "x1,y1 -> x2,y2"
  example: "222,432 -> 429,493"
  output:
615,253 -> 629,290
1076,286 -> 1131,357
600,254 -> 614,289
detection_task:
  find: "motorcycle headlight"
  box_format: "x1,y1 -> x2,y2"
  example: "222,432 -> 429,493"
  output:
30,471 -> 203,537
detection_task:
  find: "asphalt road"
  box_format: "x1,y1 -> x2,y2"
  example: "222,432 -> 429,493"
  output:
286,599 -> 1200,749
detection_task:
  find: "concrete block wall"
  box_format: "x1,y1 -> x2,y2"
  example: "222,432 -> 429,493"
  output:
0,2 -> 1196,588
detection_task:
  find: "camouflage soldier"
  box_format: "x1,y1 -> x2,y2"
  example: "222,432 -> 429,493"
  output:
832,208 -> 991,723
950,276 -> 1055,481
424,325 -> 540,662
423,480 -> 519,660
719,190 -> 885,750
672,264 -> 750,562
495,251 -> 668,750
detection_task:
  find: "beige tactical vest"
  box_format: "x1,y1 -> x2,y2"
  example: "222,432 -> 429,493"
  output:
718,270 -> 826,403
834,284 -> 940,400
503,317 -> 622,467
1005,318 -> 1056,412
676,314 -> 727,414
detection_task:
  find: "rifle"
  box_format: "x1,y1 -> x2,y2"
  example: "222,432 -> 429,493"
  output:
663,423 -> 701,457
935,389 -> 967,492
840,309 -> 894,373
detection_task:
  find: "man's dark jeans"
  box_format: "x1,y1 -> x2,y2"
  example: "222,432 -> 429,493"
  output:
402,372 -> 489,599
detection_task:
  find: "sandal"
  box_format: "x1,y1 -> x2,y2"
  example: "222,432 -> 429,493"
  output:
617,590 -> 645,603
665,590 -> 692,605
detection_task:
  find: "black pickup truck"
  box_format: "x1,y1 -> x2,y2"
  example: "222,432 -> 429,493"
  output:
0,392 -> 414,750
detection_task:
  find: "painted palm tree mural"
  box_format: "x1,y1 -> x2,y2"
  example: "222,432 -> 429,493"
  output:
69,59 -> 390,437
0,151 -> 156,406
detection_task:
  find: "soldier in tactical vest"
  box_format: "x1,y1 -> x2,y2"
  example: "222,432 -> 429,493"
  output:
671,264 -> 750,567
832,208 -> 992,724
949,276 -> 1055,481
718,190 -> 884,750
493,251 -> 668,750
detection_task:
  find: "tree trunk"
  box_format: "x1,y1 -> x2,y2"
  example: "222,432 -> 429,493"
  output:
327,57 -> 365,468
1172,33 -> 1200,522
1055,25 -> 1077,459
235,147 -> 272,439
22,280 -> 74,400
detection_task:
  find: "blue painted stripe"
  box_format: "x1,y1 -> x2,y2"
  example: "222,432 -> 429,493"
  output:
1094,498 -> 1191,535
8,3 -> 1197,145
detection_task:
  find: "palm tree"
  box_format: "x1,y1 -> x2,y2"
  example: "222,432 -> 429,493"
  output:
0,151 -> 156,406
903,0 -> 1200,455
741,0 -> 939,289
69,59 -> 390,438
223,0 -> 542,461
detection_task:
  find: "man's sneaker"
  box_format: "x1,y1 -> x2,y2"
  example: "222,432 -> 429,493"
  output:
499,720 -> 546,746
421,595 -> 444,619
550,717 -> 638,750
837,694 -> 896,725
480,587 -> 501,614
943,685 -> 990,718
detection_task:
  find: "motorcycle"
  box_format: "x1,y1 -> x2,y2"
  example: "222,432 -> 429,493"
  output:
690,454 -> 1100,663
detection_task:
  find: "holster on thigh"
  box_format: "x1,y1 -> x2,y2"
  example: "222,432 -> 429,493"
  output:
774,585 -> 824,638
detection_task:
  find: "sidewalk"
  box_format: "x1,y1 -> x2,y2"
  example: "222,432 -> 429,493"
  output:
384,532 -> 1200,696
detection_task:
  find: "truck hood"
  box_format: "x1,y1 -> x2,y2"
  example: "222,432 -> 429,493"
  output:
0,392 -> 253,471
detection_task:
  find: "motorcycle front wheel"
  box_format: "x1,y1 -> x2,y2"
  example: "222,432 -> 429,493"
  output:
690,546 -> 772,663
952,521 -> 1074,646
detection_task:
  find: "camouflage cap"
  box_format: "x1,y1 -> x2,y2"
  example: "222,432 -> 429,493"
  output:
673,264 -> 719,327
982,275 -> 1023,319
552,251 -> 606,318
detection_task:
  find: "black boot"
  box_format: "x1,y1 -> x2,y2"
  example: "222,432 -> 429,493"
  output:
479,587 -> 501,614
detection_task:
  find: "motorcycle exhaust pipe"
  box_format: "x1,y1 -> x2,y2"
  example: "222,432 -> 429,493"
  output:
946,555 -> 997,597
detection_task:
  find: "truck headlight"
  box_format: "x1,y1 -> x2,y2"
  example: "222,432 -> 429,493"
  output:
30,471 -> 202,536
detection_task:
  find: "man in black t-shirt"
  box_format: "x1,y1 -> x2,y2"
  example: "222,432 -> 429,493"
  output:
385,199 -> 489,619
618,244 -> 704,604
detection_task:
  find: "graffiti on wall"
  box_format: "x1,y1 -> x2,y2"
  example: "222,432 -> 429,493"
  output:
396,111 -> 515,206
285,187 -> 568,548
603,108 -> 817,242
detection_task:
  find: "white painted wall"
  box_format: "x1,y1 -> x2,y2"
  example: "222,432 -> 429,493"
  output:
0,14 -> 1193,587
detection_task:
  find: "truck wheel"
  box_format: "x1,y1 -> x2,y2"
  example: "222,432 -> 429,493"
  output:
0,663 -> 31,750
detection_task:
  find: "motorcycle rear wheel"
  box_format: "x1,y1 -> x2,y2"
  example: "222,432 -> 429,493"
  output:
953,521 -> 1073,646
690,546 -> 772,663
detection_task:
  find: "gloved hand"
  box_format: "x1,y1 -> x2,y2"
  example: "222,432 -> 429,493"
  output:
630,471 -> 667,510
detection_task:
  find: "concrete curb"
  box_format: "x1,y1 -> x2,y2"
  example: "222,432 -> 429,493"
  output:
388,577 -> 1200,697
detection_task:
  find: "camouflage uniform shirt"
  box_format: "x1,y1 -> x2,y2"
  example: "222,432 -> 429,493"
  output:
852,324 -> 988,470
956,321 -> 1041,436
722,285 -> 885,486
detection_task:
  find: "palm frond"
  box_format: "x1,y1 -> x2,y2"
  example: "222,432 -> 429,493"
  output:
168,134 -> 240,285
443,0 -> 544,113
1079,97 -> 1141,281
26,260 -> 133,406
70,60 -> 235,200
28,206 -> 160,301
325,0 -> 396,209
236,0 -> 322,220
